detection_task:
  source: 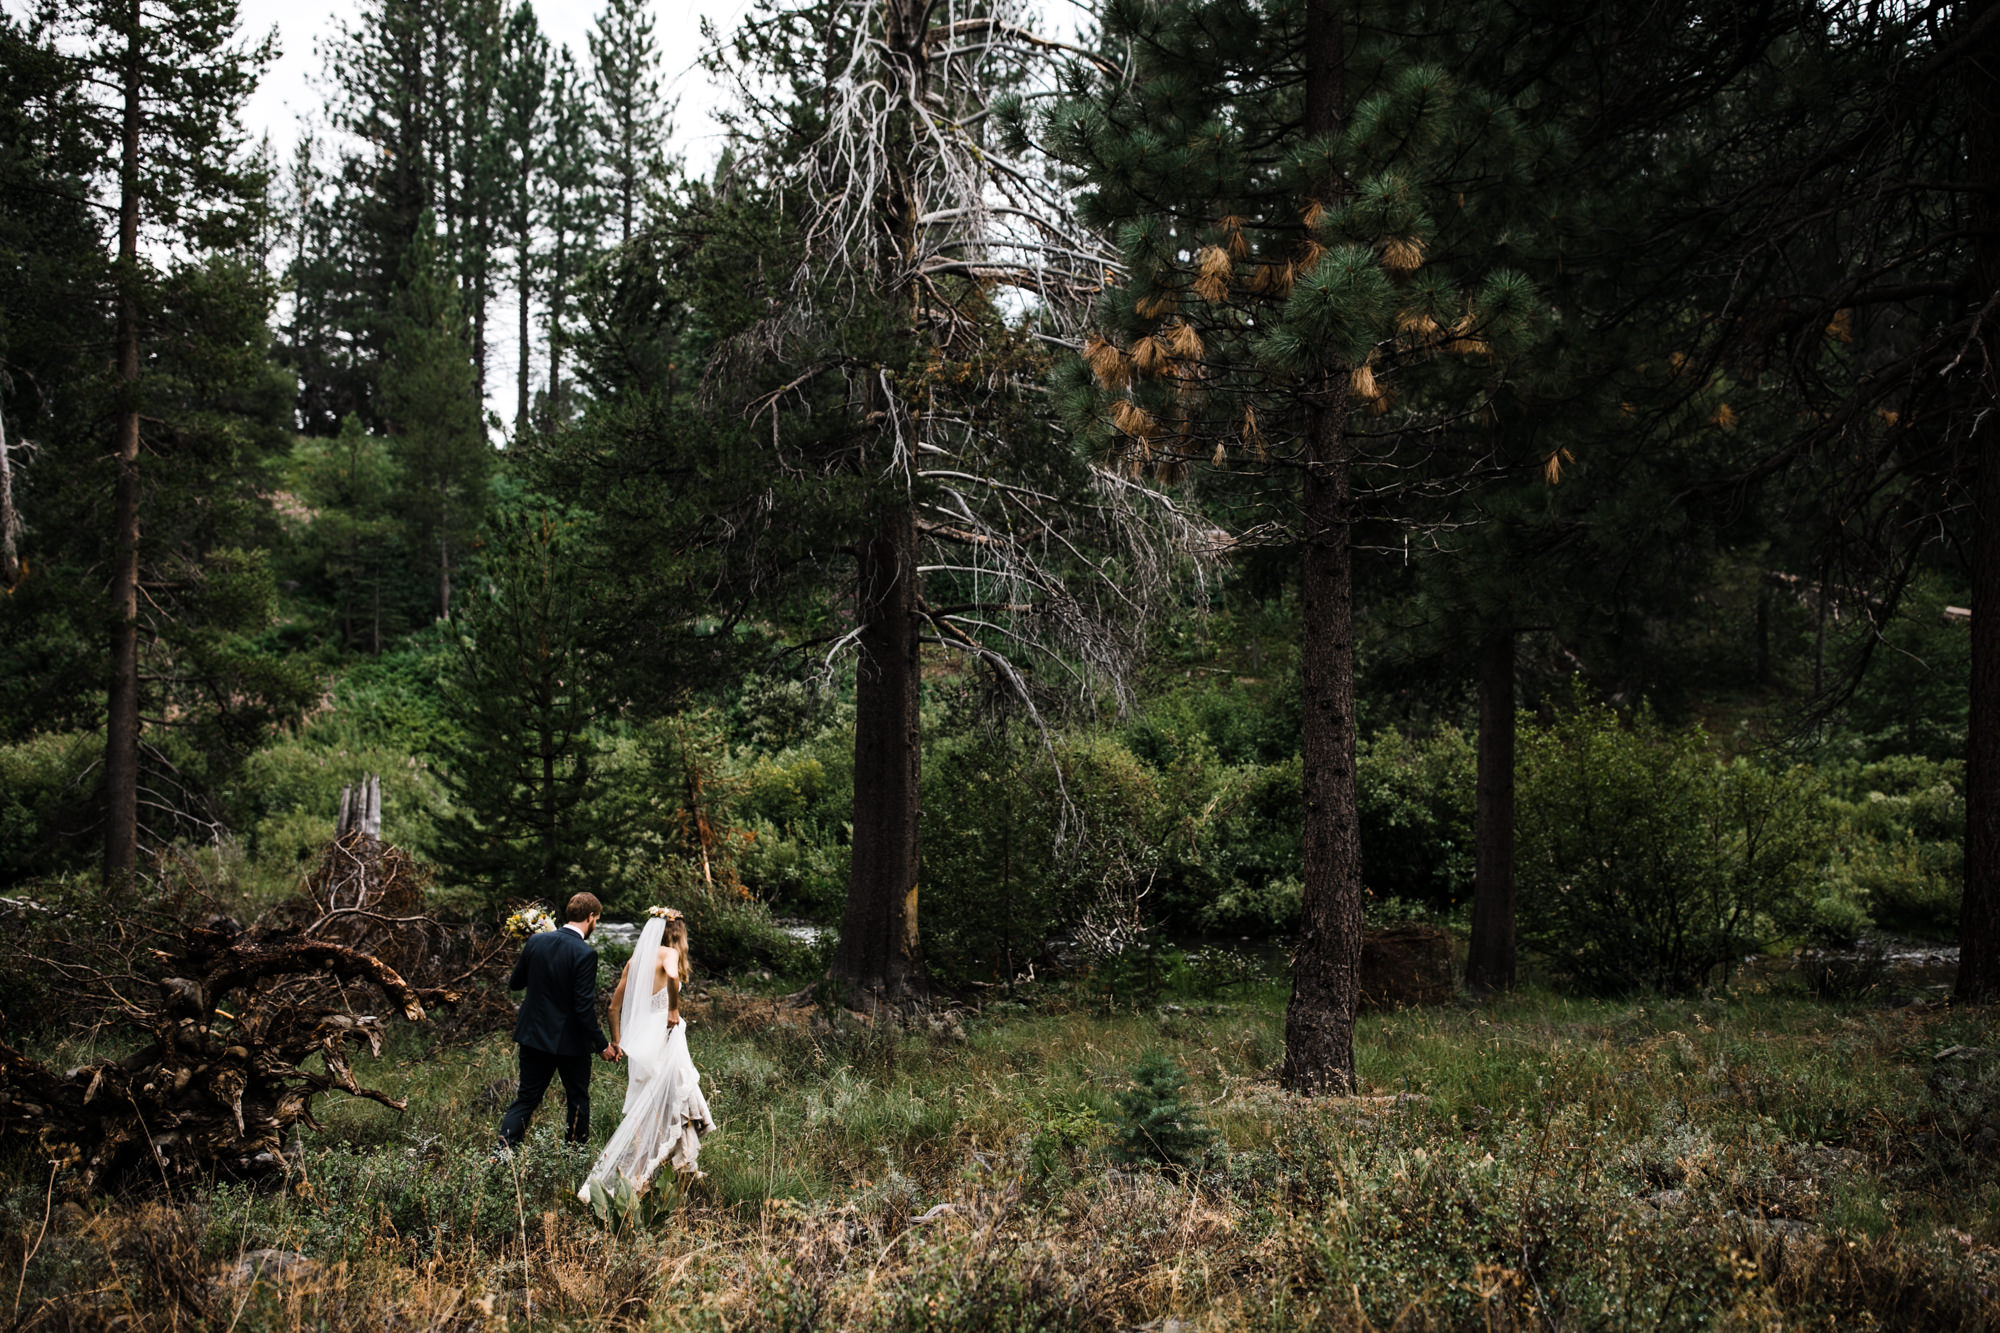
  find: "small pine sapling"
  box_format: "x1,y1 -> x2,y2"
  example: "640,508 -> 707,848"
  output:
1110,1051 -> 1215,1171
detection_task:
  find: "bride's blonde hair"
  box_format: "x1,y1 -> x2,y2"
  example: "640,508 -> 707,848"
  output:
663,916 -> 692,984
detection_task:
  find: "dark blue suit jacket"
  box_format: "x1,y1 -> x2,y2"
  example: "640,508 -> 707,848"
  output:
508,926 -> 608,1057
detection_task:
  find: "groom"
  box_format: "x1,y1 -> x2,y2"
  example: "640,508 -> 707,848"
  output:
496,892 -> 620,1156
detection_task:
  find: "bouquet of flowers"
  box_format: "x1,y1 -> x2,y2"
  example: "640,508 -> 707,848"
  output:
504,905 -> 558,940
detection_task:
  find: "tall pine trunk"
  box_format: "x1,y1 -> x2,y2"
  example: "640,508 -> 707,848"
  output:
1465,626 -> 1517,994
104,0 -> 143,885
1284,387 -> 1363,1092
546,229 -> 567,425
1958,4 -> 2000,1003
1281,0 -> 1362,1095
516,231 -> 532,432
834,506 -> 925,1006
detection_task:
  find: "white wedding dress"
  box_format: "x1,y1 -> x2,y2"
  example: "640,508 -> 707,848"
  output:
578,924 -> 713,1204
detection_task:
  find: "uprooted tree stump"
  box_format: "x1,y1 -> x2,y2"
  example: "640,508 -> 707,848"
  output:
0,915 -> 433,1191
0,792 -> 502,1192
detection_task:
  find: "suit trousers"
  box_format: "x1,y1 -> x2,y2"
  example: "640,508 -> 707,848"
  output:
499,1045 -> 592,1147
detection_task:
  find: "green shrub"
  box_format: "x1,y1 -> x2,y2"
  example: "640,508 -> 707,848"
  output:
0,731 -> 101,878
228,738 -> 453,906
630,861 -> 820,980
923,724 -> 1166,987
732,730 -> 854,916
1517,696 -> 1828,994
1356,726 -> 1475,913
1822,755 -> 1963,938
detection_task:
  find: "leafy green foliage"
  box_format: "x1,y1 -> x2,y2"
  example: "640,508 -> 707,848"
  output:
923,722 -> 1166,988
0,733 -> 100,884
1356,726 -> 1475,913
1518,695 -> 1828,994
1822,755 -> 1964,939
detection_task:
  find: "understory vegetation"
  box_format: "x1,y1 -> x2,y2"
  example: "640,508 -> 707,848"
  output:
5,977 -> 1997,1330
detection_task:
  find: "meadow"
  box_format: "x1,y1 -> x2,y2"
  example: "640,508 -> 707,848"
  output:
6,966 -> 1998,1331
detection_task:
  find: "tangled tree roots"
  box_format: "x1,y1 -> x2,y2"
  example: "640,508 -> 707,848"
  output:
0,911 -> 441,1192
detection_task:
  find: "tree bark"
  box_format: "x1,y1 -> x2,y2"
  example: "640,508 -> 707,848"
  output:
1284,386 -> 1362,1092
104,0 -> 143,886
1281,0 -> 1360,1096
833,505 -> 926,1007
1958,1 -> 2000,1004
1465,626 -> 1517,995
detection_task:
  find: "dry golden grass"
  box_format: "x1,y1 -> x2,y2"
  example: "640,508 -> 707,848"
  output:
6,983 -> 1999,1331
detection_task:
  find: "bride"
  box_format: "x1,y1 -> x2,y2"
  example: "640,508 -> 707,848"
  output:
578,908 -> 713,1204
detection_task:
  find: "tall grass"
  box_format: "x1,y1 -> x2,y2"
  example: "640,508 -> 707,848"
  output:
5,981 -> 1997,1330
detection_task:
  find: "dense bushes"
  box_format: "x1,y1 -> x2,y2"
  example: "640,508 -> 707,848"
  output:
1821,755 -> 1964,939
922,722 -> 1167,985
0,731 -> 100,881
1517,698 -> 1828,994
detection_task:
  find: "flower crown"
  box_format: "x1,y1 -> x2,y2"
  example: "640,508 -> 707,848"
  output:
647,905 -> 684,923
503,906 -> 558,940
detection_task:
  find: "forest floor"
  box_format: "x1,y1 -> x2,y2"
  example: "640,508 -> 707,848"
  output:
5,976 -> 1999,1331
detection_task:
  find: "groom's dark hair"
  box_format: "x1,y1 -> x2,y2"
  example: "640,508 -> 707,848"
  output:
565,893 -> 602,922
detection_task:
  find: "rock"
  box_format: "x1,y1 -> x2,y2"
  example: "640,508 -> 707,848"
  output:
222,1249 -> 317,1287
1359,926 -> 1455,1010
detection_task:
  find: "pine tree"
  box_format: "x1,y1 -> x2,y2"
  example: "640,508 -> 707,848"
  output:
1043,0 -> 1541,1090
380,216 -> 490,623
281,415 -> 408,652
587,0 -> 673,247
538,45 -> 597,426
436,509 -> 620,907
701,0 -> 1166,1009
318,0 -> 437,425
442,0 -> 505,399
73,0 -> 279,881
495,2 -> 549,436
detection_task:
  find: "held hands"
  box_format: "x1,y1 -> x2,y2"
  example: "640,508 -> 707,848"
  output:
601,1043 -> 622,1062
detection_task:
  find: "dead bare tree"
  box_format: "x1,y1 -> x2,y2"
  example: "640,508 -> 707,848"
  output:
709,0 -> 1207,1009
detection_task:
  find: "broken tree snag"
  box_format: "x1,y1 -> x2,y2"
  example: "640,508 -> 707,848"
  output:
289,826 -> 440,986
0,392 -> 23,591
333,773 -> 382,840
0,915 -> 430,1192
